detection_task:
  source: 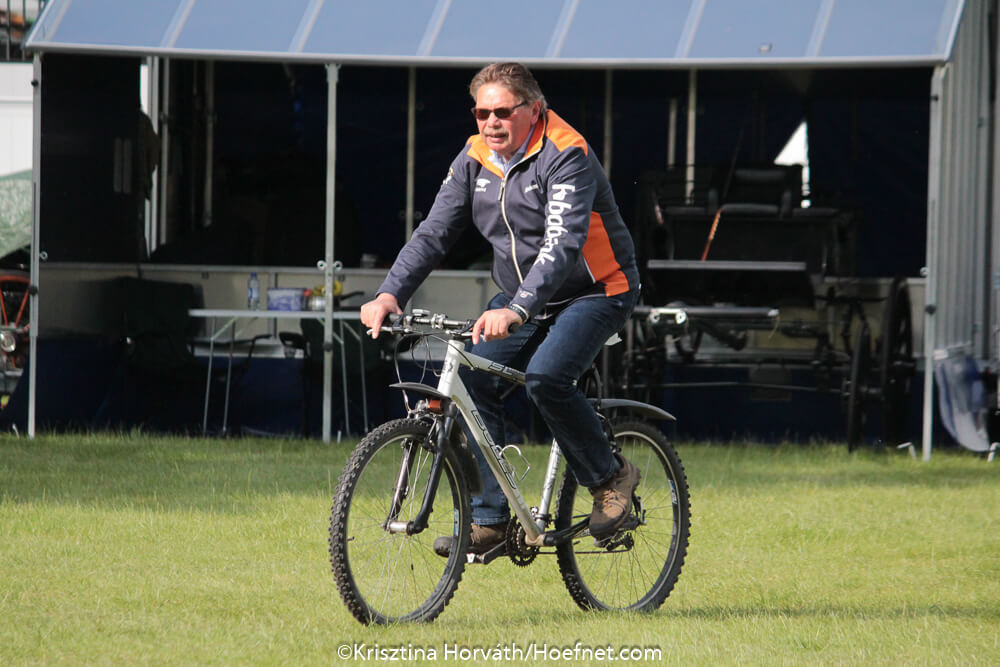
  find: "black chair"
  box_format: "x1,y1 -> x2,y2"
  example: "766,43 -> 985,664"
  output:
111,277 -> 261,433
710,164 -> 803,217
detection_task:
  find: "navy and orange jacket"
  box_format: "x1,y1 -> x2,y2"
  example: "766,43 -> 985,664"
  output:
378,109 -> 639,320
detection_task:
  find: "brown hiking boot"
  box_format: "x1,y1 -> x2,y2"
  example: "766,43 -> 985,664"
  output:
588,455 -> 641,539
433,521 -> 509,557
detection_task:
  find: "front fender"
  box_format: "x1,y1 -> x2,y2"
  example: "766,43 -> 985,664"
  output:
390,382 -> 449,403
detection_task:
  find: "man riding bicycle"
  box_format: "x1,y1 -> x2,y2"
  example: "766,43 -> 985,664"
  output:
360,62 -> 641,555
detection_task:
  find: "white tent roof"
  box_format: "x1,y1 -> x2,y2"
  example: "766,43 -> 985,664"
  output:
26,0 -> 966,68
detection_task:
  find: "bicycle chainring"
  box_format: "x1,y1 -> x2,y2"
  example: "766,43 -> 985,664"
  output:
505,521 -> 538,567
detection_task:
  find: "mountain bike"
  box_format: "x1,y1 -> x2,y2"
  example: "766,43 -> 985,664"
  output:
328,310 -> 691,624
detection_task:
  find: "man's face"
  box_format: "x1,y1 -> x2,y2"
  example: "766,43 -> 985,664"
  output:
474,83 -> 540,161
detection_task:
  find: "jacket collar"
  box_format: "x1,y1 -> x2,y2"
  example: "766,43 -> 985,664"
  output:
467,110 -> 550,178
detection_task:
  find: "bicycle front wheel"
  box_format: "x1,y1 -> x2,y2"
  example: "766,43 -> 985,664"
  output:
555,420 -> 691,611
329,418 -> 471,624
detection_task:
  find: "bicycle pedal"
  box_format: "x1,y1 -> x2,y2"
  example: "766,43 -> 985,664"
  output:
592,515 -> 641,549
469,542 -> 506,565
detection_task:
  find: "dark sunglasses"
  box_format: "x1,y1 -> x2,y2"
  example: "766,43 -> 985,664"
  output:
471,100 -> 528,121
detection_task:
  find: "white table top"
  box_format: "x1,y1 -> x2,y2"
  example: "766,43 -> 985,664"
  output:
189,309 -> 361,320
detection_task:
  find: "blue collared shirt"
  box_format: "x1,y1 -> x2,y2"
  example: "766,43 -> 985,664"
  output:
487,125 -> 536,175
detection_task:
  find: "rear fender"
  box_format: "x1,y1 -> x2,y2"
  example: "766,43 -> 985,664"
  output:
588,398 -> 676,422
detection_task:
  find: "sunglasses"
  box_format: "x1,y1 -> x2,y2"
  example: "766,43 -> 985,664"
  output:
471,100 -> 528,121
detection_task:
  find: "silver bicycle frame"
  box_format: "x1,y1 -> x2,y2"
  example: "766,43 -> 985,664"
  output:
435,337 -> 563,545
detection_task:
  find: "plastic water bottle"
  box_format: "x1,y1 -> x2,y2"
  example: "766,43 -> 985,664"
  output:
247,272 -> 260,310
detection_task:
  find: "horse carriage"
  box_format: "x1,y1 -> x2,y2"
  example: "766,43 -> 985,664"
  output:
610,166 -> 916,449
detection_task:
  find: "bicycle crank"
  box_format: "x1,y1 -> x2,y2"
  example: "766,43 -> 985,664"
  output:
506,521 -> 539,567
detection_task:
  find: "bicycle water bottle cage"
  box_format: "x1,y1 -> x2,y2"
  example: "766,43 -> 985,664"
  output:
499,444 -> 531,483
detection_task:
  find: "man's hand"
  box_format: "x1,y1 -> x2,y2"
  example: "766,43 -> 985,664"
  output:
360,293 -> 402,338
472,307 -> 524,345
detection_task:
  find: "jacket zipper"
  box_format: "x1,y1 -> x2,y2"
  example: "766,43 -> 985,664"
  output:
497,116 -> 546,288
498,177 -> 525,284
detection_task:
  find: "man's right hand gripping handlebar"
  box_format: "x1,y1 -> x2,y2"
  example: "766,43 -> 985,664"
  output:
471,307 -> 524,345
360,293 -> 403,339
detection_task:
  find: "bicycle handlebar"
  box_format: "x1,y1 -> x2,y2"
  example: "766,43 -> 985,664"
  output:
374,309 -> 521,338
376,310 -> 476,337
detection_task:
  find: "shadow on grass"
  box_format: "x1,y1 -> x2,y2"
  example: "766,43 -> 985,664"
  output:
671,602 -> 1000,621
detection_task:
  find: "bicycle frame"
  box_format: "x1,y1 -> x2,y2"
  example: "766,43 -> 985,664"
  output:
384,316 -> 675,548
433,337 -> 550,545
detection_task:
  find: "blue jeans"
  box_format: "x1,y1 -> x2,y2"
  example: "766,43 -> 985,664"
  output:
460,289 -> 639,526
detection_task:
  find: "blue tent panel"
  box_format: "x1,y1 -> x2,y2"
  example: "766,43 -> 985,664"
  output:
40,0 -> 180,49
558,0 -> 691,59
688,0 -> 822,59
820,0 -> 962,59
430,0 -> 565,59
174,0 -> 316,53
303,0 -> 438,57
26,0 -> 968,66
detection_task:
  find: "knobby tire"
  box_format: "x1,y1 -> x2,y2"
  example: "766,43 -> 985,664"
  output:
555,420 -> 691,611
329,418 -> 471,624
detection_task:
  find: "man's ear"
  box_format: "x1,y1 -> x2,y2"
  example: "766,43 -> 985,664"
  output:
531,102 -> 543,123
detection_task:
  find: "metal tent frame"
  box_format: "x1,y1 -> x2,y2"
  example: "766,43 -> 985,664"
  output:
22,0 -> 992,457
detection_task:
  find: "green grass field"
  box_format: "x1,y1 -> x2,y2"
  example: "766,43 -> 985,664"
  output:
1,432 -> 998,665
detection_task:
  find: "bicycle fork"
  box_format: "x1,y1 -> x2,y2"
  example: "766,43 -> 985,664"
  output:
384,411 -> 457,535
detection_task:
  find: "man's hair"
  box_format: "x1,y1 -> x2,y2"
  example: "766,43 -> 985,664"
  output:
469,62 -> 547,110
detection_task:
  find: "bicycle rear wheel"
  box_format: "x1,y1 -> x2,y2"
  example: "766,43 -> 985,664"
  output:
555,420 -> 690,611
329,418 -> 471,624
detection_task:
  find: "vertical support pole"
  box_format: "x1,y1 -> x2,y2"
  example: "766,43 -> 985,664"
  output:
923,66 -> 947,461
145,57 -> 159,255
158,58 -> 171,246
685,69 -> 697,203
406,67 -> 416,241
5,0 -> 11,60
602,69 -> 613,175
992,0 -> 1000,371
601,68 -> 613,382
203,60 -> 214,229
322,63 -> 340,444
28,53 -> 41,438
667,97 -> 678,169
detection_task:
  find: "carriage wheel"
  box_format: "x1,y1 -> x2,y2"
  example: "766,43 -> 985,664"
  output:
0,272 -> 30,329
0,272 -> 30,371
845,321 -> 872,451
878,277 -> 914,446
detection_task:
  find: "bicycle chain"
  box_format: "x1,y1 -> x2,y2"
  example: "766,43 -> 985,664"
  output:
505,520 -> 538,567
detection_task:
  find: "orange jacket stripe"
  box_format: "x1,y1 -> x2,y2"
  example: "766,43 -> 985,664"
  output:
583,211 -> 630,296
541,111 -> 587,154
